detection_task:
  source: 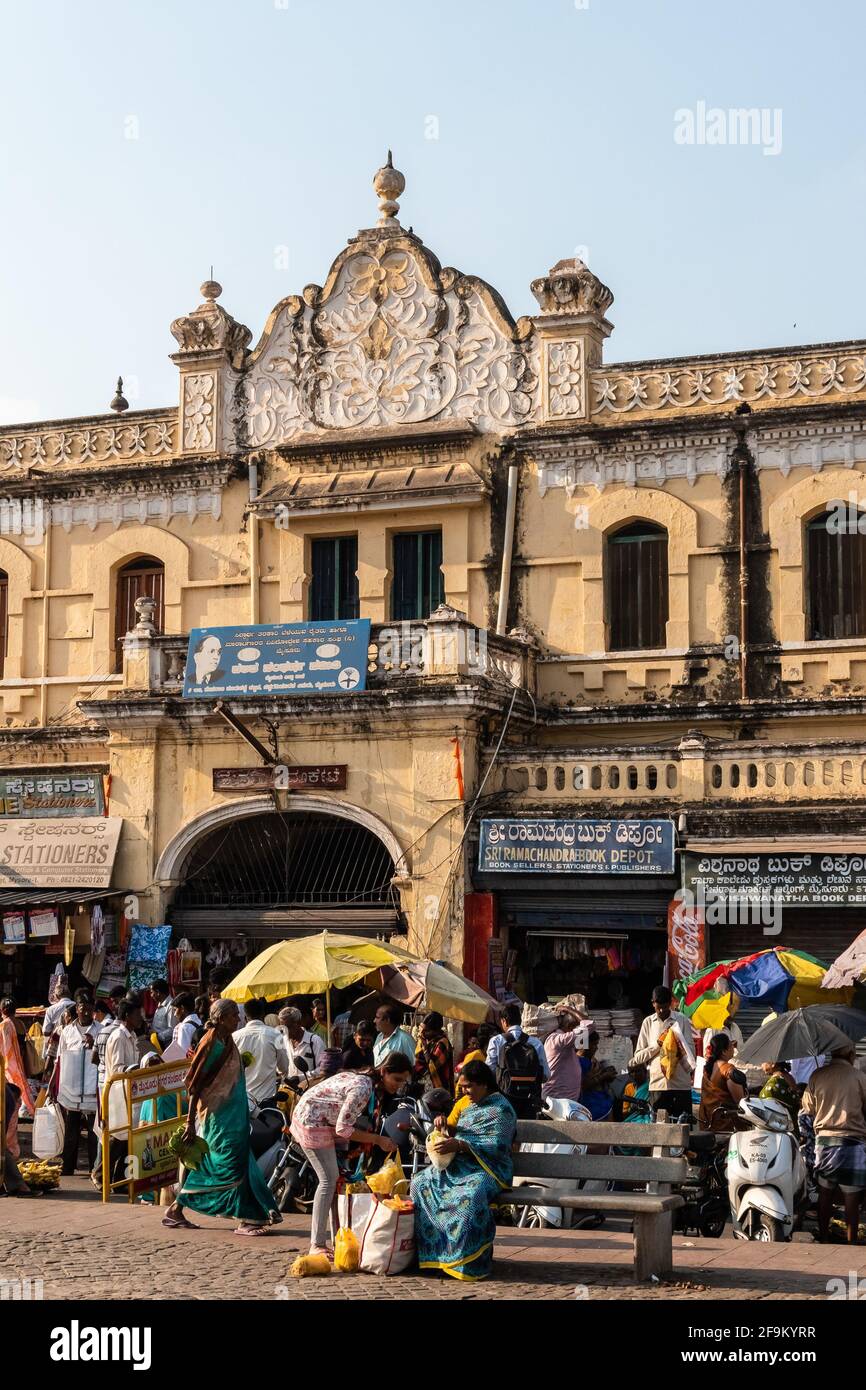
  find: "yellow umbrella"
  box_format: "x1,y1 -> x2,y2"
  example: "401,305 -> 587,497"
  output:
222,930 -> 417,1006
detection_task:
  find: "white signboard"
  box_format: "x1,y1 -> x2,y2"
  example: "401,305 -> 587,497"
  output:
0,817 -> 122,889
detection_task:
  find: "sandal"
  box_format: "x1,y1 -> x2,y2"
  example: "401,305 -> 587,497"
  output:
161,1214 -> 199,1229
233,1224 -> 271,1237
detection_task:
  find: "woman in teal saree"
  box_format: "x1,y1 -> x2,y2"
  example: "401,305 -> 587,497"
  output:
411,1060 -> 516,1281
163,1000 -> 280,1236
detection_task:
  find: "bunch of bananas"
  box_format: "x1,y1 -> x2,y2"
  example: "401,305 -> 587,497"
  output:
19,1160 -> 62,1191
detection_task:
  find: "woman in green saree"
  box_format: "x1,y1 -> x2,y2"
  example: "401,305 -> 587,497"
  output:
163,1000 -> 280,1236
412,1060 -> 516,1281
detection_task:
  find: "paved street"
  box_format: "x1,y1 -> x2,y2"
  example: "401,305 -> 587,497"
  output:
3,1178 -> 864,1301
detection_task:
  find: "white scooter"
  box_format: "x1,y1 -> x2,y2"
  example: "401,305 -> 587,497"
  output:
727,1096 -> 807,1242
513,1095 -> 594,1228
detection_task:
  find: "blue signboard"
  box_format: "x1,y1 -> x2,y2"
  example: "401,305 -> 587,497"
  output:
478,818 -> 675,875
182,620 -> 371,699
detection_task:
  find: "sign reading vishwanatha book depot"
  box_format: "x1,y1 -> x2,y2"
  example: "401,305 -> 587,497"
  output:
0,817 -> 122,890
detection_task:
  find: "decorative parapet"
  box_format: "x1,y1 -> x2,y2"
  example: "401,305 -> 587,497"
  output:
118,616 -> 536,698
590,344 -> 866,422
486,737 -> 866,804
0,409 -> 177,474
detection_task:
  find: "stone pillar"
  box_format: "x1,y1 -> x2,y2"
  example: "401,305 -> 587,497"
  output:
170,280 -> 252,458
530,259 -> 614,427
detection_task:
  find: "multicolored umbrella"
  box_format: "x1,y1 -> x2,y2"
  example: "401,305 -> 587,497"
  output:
673,947 -> 853,1029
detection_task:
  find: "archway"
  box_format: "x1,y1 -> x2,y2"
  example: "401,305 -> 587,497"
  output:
161,798 -> 403,941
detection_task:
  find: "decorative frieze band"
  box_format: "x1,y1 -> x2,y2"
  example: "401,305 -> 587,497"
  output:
591,349 -> 866,418
0,416 -> 177,472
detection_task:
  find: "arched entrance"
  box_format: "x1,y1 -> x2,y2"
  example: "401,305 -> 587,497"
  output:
163,799 -> 403,943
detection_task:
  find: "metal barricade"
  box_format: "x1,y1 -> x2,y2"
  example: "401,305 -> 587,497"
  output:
101,1060 -> 188,1203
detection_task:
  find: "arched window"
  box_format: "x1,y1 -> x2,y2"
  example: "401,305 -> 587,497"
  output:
606,522 -> 669,651
114,556 -> 165,670
0,570 -> 7,679
807,510 -> 866,640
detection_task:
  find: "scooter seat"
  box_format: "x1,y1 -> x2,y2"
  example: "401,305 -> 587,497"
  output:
687,1131 -> 719,1153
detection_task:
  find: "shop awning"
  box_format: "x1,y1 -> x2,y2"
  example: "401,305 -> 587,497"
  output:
0,887 -> 127,908
686,837 -> 866,853
169,906 -> 400,940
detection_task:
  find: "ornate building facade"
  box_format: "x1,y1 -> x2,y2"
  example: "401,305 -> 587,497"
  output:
1,157 -> 865,1009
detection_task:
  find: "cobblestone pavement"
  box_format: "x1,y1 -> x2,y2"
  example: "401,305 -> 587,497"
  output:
3,1178 -> 865,1300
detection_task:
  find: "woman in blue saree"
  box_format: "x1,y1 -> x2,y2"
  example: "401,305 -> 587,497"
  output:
163,1000 -> 280,1236
411,1060 -> 516,1281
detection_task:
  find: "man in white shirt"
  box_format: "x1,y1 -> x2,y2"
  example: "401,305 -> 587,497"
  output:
58,993 -> 102,1176
97,999 -> 143,1186
279,1007 -> 325,1083
633,985 -> 695,1118
372,1003 -> 416,1068
151,978 -> 176,1042
235,996 -> 289,1104
171,993 -> 202,1056
485,1003 -> 551,1078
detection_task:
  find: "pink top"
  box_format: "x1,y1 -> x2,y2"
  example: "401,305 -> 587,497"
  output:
542,1029 -> 584,1104
290,1071 -> 373,1149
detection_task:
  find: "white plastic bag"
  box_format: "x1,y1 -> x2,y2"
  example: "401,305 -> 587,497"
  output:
358,1198 -> 415,1275
337,1190 -> 375,1238
425,1132 -> 455,1171
32,1101 -> 65,1159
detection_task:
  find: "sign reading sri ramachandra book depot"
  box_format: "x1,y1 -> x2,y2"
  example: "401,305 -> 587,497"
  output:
478,818 -> 676,874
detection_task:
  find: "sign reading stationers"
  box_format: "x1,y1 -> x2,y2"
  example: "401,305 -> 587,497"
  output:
0,817 -> 122,890
478,818 -> 676,874
182,620 -> 371,699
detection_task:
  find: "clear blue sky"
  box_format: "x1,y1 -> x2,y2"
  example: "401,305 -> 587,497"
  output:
2,0 -> 864,423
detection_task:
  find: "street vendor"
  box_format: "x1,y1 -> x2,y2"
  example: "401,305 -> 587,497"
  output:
633,985 -> 696,1118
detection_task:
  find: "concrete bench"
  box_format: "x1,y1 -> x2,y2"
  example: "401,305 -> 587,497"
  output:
495,1117 -> 690,1280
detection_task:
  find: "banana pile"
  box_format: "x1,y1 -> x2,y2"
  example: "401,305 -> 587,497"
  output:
19,1160 -> 62,1191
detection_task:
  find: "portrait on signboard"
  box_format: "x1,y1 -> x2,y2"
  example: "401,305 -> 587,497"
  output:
187,634 -> 226,688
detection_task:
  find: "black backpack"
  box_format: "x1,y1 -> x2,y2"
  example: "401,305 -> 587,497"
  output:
496,1031 -> 543,1117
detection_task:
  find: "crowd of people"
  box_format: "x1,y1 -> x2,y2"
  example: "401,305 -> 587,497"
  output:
3,972 -> 866,1260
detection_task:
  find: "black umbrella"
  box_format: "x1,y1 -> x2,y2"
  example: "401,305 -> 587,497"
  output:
804,1005 -> 866,1043
736,1007 -> 853,1065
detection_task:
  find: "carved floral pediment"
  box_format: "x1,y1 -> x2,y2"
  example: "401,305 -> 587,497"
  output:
239,224 -> 537,445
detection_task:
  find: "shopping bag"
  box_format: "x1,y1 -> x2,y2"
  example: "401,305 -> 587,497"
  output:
32,1101 -> 65,1159
366,1151 -> 403,1196
358,1197 -> 415,1276
337,1189 -> 375,1238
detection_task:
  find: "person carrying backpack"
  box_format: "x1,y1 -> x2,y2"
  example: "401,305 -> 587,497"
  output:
485,1004 -> 549,1119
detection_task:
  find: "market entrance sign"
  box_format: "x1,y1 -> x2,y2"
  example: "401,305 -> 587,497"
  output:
213,765 -> 347,792
683,851 -> 866,907
182,620 -> 371,699
0,817 -> 122,890
478,818 -> 675,874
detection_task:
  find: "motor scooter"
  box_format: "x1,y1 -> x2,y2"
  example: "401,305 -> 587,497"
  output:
727,1096 -> 808,1241
511,1095 -> 594,1229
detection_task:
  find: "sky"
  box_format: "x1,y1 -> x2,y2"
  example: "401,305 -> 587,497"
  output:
1,0 -> 865,424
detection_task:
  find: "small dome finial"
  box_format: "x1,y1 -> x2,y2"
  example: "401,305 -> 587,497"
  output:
110,376 -> 129,414
373,152 -> 405,227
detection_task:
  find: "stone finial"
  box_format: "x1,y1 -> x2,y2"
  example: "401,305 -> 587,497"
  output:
373,151 -> 405,227
132,595 -> 158,635
531,258 -> 614,319
110,377 -> 129,413
170,278 -> 252,366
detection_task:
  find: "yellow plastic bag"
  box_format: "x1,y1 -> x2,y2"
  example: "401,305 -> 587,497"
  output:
289,1254 -> 331,1278
366,1151 -> 403,1197
334,1226 -> 360,1273
660,1027 -> 681,1080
